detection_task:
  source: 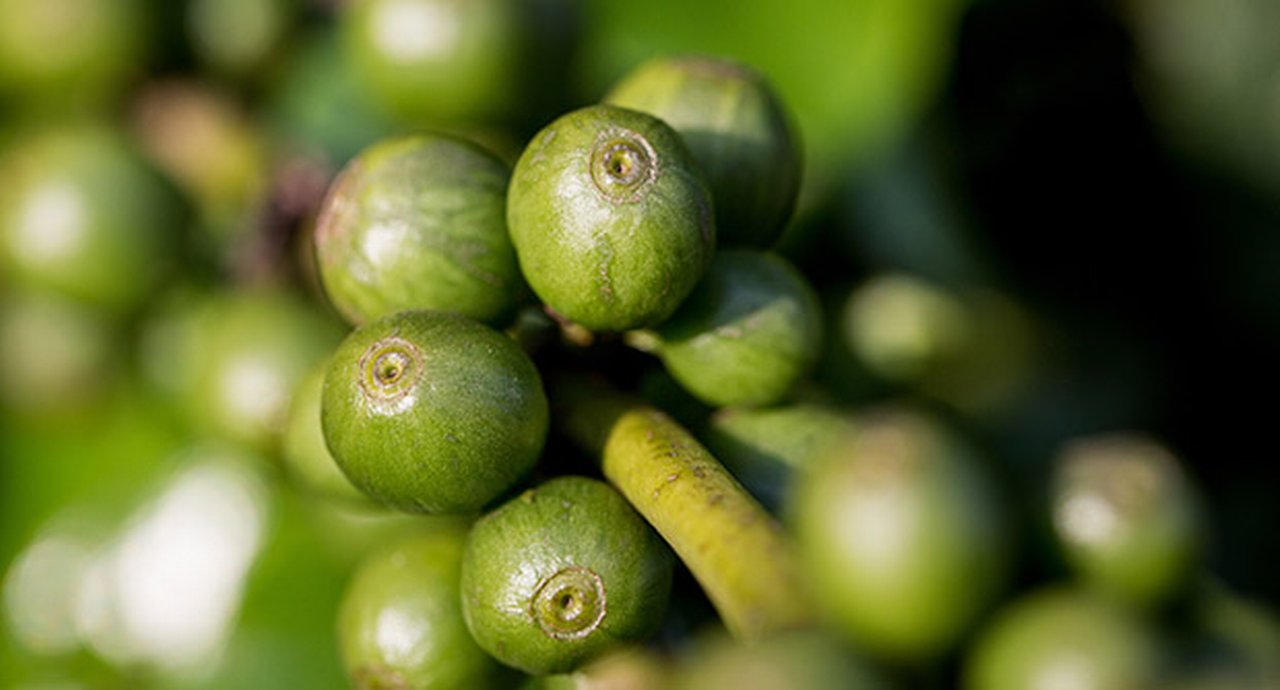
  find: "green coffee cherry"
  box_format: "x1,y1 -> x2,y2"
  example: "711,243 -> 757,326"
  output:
507,104 -> 714,331
580,1 -> 962,203
842,273 -> 971,384
338,521 -> 507,690
1051,434 -> 1204,609
460,476 -> 673,674
650,250 -> 821,407
0,127 -> 182,312
964,588 -> 1162,690
186,0 -> 294,76
180,289 -> 344,452
281,363 -> 368,505
675,631 -> 888,690
702,403 -> 854,513
321,309 -> 547,514
792,409 -> 1008,661
0,0 -> 148,105
341,0 -> 522,124
314,134 -> 522,326
606,55 -> 801,248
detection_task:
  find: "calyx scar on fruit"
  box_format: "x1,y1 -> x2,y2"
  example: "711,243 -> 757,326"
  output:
506,104 -> 714,332
321,309 -> 548,514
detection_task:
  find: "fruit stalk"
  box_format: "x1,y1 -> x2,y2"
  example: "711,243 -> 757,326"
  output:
553,375 -> 814,640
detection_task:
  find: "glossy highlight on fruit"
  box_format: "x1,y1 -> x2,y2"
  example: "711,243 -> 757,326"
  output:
338,520 -> 506,690
321,309 -> 547,514
460,476 -> 673,674
606,55 -> 801,248
653,249 -> 822,407
314,133 -> 522,326
507,104 -> 714,331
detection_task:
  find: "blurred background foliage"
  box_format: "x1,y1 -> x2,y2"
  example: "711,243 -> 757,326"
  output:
1,0 -> 1279,687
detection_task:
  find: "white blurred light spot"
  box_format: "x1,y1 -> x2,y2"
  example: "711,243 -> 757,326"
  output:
375,608 -> 430,663
837,483 -> 917,575
1032,653 -> 1093,690
222,356 -> 288,432
3,534 -> 94,655
1057,493 -> 1120,549
74,553 -> 130,662
76,461 -> 267,672
14,181 -> 85,265
372,0 -> 460,63
359,222 -> 406,280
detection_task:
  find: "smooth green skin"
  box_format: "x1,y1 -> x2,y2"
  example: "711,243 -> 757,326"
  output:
460,477 -> 673,675
187,0 -> 294,76
606,55 -> 801,248
315,134 -> 522,326
281,363 -> 368,505
702,403 -> 854,513
1050,434 -> 1204,610
0,0 -> 147,103
338,521 -> 506,690
322,309 -> 547,514
507,104 -> 715,332
675,630 -> 888,690
964,588 -> 1161,690
792,409 -> 1008,662
183,290 -> 345,453
654,250 -> 822,408
342,0 -> 522,124
0,127 -> 182,312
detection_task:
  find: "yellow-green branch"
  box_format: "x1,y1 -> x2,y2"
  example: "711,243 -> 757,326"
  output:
554,375 -> 814,640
